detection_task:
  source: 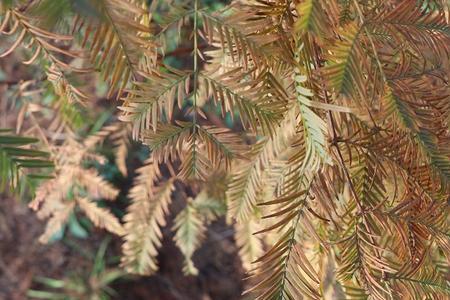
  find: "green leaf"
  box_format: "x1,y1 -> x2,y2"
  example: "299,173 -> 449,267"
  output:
0,135 -> 39,145
0,130 -> 54,192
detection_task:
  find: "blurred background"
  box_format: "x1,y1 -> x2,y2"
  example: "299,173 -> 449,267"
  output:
0,0 -> 249,299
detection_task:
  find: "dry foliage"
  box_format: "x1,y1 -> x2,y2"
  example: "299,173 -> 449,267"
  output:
1,0 -> 450,299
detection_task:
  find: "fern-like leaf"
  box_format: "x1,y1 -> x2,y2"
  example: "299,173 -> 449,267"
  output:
142,121 -> 193,163
201,69 -> 287,136
234,216 -> 263,271
120,68 -> 192,139
172,201 -> 206,275
77,197 -> 124,236
75,0 -> 156,97
121,159 -> 175,275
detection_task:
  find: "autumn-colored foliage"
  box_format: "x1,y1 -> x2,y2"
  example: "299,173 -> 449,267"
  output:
1,0 -> 450,299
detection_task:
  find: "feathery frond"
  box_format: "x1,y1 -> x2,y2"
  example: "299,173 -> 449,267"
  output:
29,138 -> 121,243
119,68 -> 192,139
234,216 -> 263,271
173,201 -> 206,275
201,8 -> 282,68
0,9 -> 86,71
142,121 -> 193,163
74,0 -> 156,97
77,197 -> 124,235
201,69 -> 288,136
84,122 -> 131,176
121,159 -> 175,275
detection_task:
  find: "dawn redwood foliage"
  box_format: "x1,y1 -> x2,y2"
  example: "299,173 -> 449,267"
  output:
1,0 -> 450,299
